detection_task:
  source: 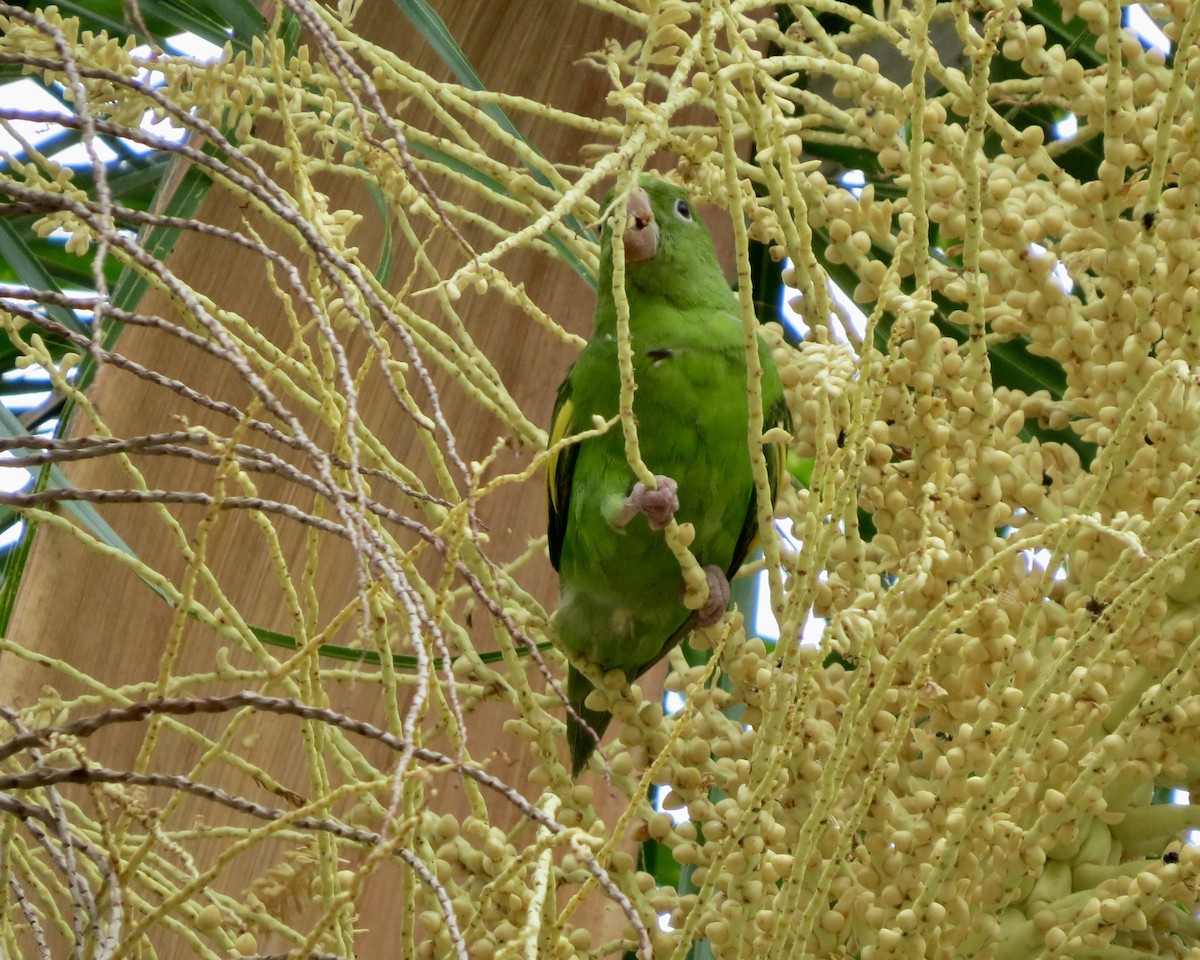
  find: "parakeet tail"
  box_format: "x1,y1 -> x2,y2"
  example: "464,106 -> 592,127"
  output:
567,664 -> 612,777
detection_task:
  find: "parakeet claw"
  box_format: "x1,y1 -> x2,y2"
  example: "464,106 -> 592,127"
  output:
614,476 -> 679,530
692,565 -> 731,628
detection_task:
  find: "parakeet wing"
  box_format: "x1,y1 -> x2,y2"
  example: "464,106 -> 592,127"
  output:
546,374 -> 578,572
725,386 -> 792,581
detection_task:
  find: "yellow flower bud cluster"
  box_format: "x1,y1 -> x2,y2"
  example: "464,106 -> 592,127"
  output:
574,2 -> 1200,958
7,2 -> 1200,960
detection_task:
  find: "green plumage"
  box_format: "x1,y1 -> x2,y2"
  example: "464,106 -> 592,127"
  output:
547,177 -> 790,776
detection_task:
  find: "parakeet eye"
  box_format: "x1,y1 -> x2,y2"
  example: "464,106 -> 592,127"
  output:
674,198 -> 692,221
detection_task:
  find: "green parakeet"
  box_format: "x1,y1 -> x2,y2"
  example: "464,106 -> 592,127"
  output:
546,176 -> 791,776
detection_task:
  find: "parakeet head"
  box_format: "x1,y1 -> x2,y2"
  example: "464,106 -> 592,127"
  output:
595,176 -> 733,314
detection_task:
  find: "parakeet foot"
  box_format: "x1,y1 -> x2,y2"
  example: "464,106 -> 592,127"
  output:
614,476 -> 679,530
692,565 -> 731,628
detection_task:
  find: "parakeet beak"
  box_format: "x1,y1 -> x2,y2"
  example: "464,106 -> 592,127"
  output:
622,187 -> 659,263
